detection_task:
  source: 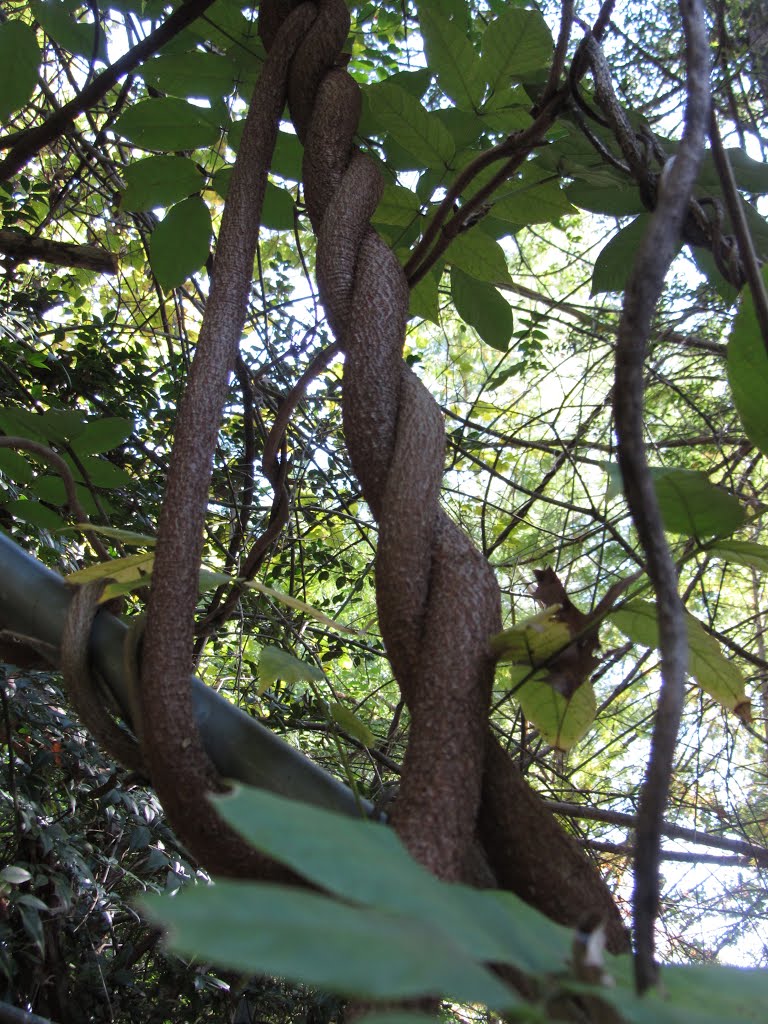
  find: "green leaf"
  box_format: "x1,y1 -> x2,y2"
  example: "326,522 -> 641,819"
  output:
450,268 -> 513,351
697,146 -> 768,195
609,600 -> 751,721
271,130 -> 304,181
709,539 -> 768,572
652,467 -> 746,538
212,788 -> 573,977
142,882 -> 514,1009
79,455 -> 133,489
66,551 -> 155,585
373,185 -> 422,228
115,99 -> 221,151
491,606 -> 571,666
408,267 -> 440,323
592,216 -> 654,295
0,865 -> 32,884
447,230 -> 511,284
727,269 -> 768,457
0,449 -> 34,484
261,181 -> 296,230
328,702 -> 375,747
139,51 -> 239,98
65,524 -> 156,547
365,82 -> 455,169
72,417 -> 133,455
257,646 -> 324,692
149,196 -> 212,291
243,579 -> 359,634
3,498 -> 64,531
493,174 -> 576,227
418,7 -> 484,109
0,21 -> 40,121
358,1016 -> 437,1024
565,178 -> 644,217
31,0 -> 107,62
479,8 -> 552,97
508,671 -> 596,750
121,156 -> 204,212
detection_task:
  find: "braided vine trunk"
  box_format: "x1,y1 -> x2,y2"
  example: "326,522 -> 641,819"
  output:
260,0 -> 501,880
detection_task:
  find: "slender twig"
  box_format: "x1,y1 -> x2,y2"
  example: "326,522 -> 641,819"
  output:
612,0 -> 710,993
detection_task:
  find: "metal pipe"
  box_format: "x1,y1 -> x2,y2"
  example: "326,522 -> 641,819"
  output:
0,530 -> 370,817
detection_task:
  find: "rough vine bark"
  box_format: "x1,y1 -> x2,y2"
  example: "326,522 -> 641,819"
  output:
139,0 -> 628,949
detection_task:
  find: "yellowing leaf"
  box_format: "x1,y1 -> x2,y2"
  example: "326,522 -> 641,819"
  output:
66,552 -> 155,585
491,606 -> 569,666
609,600 -> 751,722
257,646 -> 324,694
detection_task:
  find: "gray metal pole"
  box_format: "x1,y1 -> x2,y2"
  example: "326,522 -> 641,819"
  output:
0,530 -> 371,817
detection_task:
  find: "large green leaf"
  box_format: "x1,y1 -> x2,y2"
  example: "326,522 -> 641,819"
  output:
504,670 -> 597,750
592,216 -> 656,295
31,0 -> 107,62
652,468 -> 746,538
609,600 -> 751,721
418,7 -> 484,109
709,539 -> 768,572
0,21 -> 40,121
142,881 -> 515,1009
72,417 -> 133,456
212,789 -> 573,976
493,170 -> 576,227
479,8 -> 552,101
566,178 -> 644,217
447,230 -> 512,284
148,196 -> 212,291
121,156 -> 204,212
365,81 -> 455,169
139,52 -> 239,99
373,185 -> 422,228
115,98 -> 221,151
727,268 -> 768,457
450,267 -> 513,351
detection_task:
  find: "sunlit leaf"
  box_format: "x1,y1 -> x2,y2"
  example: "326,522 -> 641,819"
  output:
505,670 -> 596,750
244,579 -> 360,634
490,606 -> 570,665
66,552 -> 155,585
257,646 -> 324,693
67,524 -> 156,547
329,702 -> 375,747
610,600 -> 751,722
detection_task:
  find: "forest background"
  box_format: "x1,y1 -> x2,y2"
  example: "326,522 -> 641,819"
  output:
0,0 -> 767,1021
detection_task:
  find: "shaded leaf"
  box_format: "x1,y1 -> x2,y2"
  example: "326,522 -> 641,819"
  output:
243,579 -> 359,634
709,539 -> 768,572
142,882 -> 514,1008
121,156 -> 204,212
3,499 -> 64,531
115,98 -> 220,151
447,230 -> 511,284
408,266 -> 440,323
149,196 -> 212,291
67,524 -> 156,547
373,185 -> 422,228
73,417 -> 133,455
0,865 -> 32,884
0,21 -> 40,121
31,0 -> 107,62
213,788 -> 573,977
652,468 -> 746,538
727,268 -> 768,457
592,216 -> 655,295
450,268 -> 513,351
139,51 -> 238,98
610,600 -> 751,721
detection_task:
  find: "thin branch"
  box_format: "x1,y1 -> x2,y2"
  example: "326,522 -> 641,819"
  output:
0,0 -> 219,181
611,0 -> 710,993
